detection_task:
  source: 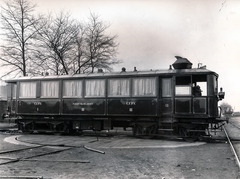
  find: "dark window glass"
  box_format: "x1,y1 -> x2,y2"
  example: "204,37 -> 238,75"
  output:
176,76 -> 191,85
175,98 -> 191,113
193,98 -> 206,114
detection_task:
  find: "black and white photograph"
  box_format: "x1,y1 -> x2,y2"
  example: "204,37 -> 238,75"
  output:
0,0 -> 239,178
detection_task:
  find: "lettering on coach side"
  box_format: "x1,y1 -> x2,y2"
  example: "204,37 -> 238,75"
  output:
33,102 -> 42,105
73,102 -> 94,106
125,102 -> 136,105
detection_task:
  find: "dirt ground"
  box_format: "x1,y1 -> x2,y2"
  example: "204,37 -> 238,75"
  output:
0,122 -> 239,179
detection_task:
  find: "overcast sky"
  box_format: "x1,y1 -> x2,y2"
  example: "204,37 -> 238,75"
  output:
0,0 -> 240,111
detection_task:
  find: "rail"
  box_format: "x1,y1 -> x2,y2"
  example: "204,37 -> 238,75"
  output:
223,126 -> 240,169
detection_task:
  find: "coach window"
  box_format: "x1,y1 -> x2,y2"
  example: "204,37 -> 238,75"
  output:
19,81 -> 37,98
132,77 -> 156,97
108,78 -> 130,97
12,84 -> 17,99
162,78 -> 172,97
162,78 -> 173,113
41,81 -> 59,98
63,80 -> 83,98
85,79 -> 105,97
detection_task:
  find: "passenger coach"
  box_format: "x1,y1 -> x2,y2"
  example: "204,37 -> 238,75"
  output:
5,56 -> 226,138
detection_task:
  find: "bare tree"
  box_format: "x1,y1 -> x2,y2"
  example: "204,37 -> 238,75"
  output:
220,102 -> 234,114
0,1 -> 120,77
83,13 -> 120,72
35,11 -> 80,75
35,12 -> 120,75
0,0 -> 43,77
72,24 -> 87,74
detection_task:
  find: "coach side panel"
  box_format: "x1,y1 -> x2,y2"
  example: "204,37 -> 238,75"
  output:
106,77 -> 158,116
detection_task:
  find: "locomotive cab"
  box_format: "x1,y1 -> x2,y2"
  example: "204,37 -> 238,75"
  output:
170,57 -> 220,118
172,74 -> 219,117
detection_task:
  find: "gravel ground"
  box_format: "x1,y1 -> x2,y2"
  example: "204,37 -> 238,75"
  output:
0,121 -> 239,179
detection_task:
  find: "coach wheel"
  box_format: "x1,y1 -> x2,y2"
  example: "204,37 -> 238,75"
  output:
132,124 -> 158,138
178,126 -> 196,141
178,125 -> 205,141
18,122 -> 33,134
189,126 -> 206,138
63,123 -> 79,135
178,126 -> 189,137
48,122 -> 65,134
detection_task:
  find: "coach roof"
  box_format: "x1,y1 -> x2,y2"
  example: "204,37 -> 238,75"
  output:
5,68 -> 218,83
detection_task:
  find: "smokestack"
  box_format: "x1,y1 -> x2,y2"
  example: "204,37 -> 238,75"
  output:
172,56 -> 192,69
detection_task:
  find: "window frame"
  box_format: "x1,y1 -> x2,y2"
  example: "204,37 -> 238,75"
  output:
12,84 -> 17,99
40,80 -> 59,98
175,85 -> 192,96
132,77 -> 157,97
162,78 -> 172,97
19,81 -> 37,99
108,78 -> 131,97
62,79 -> 83,98
193,97 -> 207,114
84,79 -> 106,98
175,97 -> 191,113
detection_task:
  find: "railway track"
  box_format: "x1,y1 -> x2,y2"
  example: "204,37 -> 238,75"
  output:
0,124 -> 238,178
223,121 -> 240,170
0,135 -> 104,165
0,142 -> 86,165
0,132 -> 106,179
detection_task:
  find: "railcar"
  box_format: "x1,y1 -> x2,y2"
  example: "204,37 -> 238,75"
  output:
0,85 -> 7,120
5,56 -> 226,138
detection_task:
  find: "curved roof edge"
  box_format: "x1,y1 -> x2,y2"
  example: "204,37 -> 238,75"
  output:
5,68 -> 218,82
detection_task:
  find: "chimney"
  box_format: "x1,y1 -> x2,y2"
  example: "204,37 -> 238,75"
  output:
172,56 -> 192,69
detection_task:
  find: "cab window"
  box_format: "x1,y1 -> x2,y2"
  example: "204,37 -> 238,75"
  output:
175,76 -> 191,96
192,75 -> 207,96
175,86 -> 191,96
